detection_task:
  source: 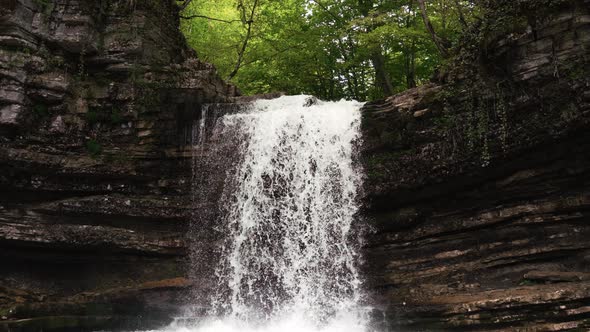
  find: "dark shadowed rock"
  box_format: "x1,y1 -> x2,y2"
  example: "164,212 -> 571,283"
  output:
2,0 -> 590,331
361,1 -> 590,331
0,0 -> 238,330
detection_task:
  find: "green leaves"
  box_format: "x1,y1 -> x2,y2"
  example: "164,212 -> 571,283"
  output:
181,0 -> 476,101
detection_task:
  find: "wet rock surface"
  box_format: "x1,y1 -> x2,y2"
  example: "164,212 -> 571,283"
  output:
0,0 -> 238,331
2,0 -> 590,331
362,1 -> 590,330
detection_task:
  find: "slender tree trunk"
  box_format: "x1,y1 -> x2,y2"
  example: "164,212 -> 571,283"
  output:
371,49 -> 395,97
227,0 -> 259,80
336,38 -> 356,99
358,65 -> 367,100
329,72 -> 336,100
177,0 -> 193,11
404,0 -> 417,89
453,0 -> 468,28
350,68 -> 361,100
417,0 -> 449,58
358,0 -> 395,97
440,0 -> 447,30
347,37 -> 363,100
405,43 -> 417,88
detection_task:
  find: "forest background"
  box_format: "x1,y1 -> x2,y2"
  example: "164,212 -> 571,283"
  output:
180,0 -> 477,101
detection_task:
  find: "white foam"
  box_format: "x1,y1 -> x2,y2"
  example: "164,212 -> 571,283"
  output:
156,95 -> 368,332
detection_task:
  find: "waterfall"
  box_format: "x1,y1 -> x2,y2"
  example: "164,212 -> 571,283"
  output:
163,95 -> 368,332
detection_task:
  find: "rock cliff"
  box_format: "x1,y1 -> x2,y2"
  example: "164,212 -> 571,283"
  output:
0,0 -> 237,331
2,0 -> 590,331
362,0 -> 590,330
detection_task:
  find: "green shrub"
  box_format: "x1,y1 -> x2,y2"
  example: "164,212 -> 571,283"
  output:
519,279 -> 543,286
33,0 -> 54,14
32,104 -> 49,117
86,110 -> 100,124
110,108 -> 124,124
86,139 -> 102,157
86,107 -> 125,125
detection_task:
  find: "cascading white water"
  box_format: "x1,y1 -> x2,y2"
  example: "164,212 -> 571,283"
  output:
158,95 -> 368,332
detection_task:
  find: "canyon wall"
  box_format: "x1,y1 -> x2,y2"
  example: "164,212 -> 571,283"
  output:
362,0 -> 590,330
2,0 -> 590,331
0,0 -> 237,331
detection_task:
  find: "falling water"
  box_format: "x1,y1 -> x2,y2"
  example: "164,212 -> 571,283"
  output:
160,95 -> 368,332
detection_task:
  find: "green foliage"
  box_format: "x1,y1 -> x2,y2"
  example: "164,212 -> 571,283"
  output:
86,107 -> 126,125
110,108 -> 124,124
443,0 -> 570,83
430,0 -> 578,167
33,0 -> 50,9
46,55 -> 65,70
86,110 -> 100,124
33,0 -> 55,15
560,102 -> 581,122
181,0 -> 476,101
32,104 -> 49,117
519,278 -> 543,286
564,61 -> 589,81
103,152 -> 131,165
86,139 -> 102,157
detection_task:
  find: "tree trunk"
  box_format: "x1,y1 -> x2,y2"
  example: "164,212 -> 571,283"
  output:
371,49 -> 395,97
417,0 -> 449,58
405,0 -> 417,89
405,44 -> 417,89
358,0 -> 395,97
227,0 -> 259,80
177,0 -> 193,11
453,0 -> 469,28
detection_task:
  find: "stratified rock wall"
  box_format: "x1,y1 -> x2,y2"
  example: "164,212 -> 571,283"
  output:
0,1 -> 238,331
2,0 -> 590,331
362,0 -> 590,330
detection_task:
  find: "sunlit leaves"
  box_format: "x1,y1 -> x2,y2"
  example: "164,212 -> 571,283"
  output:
181,0 -> 476,101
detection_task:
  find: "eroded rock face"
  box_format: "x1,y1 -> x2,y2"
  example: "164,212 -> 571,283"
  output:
362,1 -> 590,331
0,0 -> 238,331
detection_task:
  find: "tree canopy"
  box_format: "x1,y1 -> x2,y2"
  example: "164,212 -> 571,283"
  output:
180,0 -> 478,101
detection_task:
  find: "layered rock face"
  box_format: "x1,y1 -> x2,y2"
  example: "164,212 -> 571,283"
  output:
362,1 -> 590,330
2,0 -> 590,331
0,0 -> 237,331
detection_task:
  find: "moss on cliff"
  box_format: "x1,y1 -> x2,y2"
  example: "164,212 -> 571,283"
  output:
361,1 -> 590,330
363,0 -> 590,189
